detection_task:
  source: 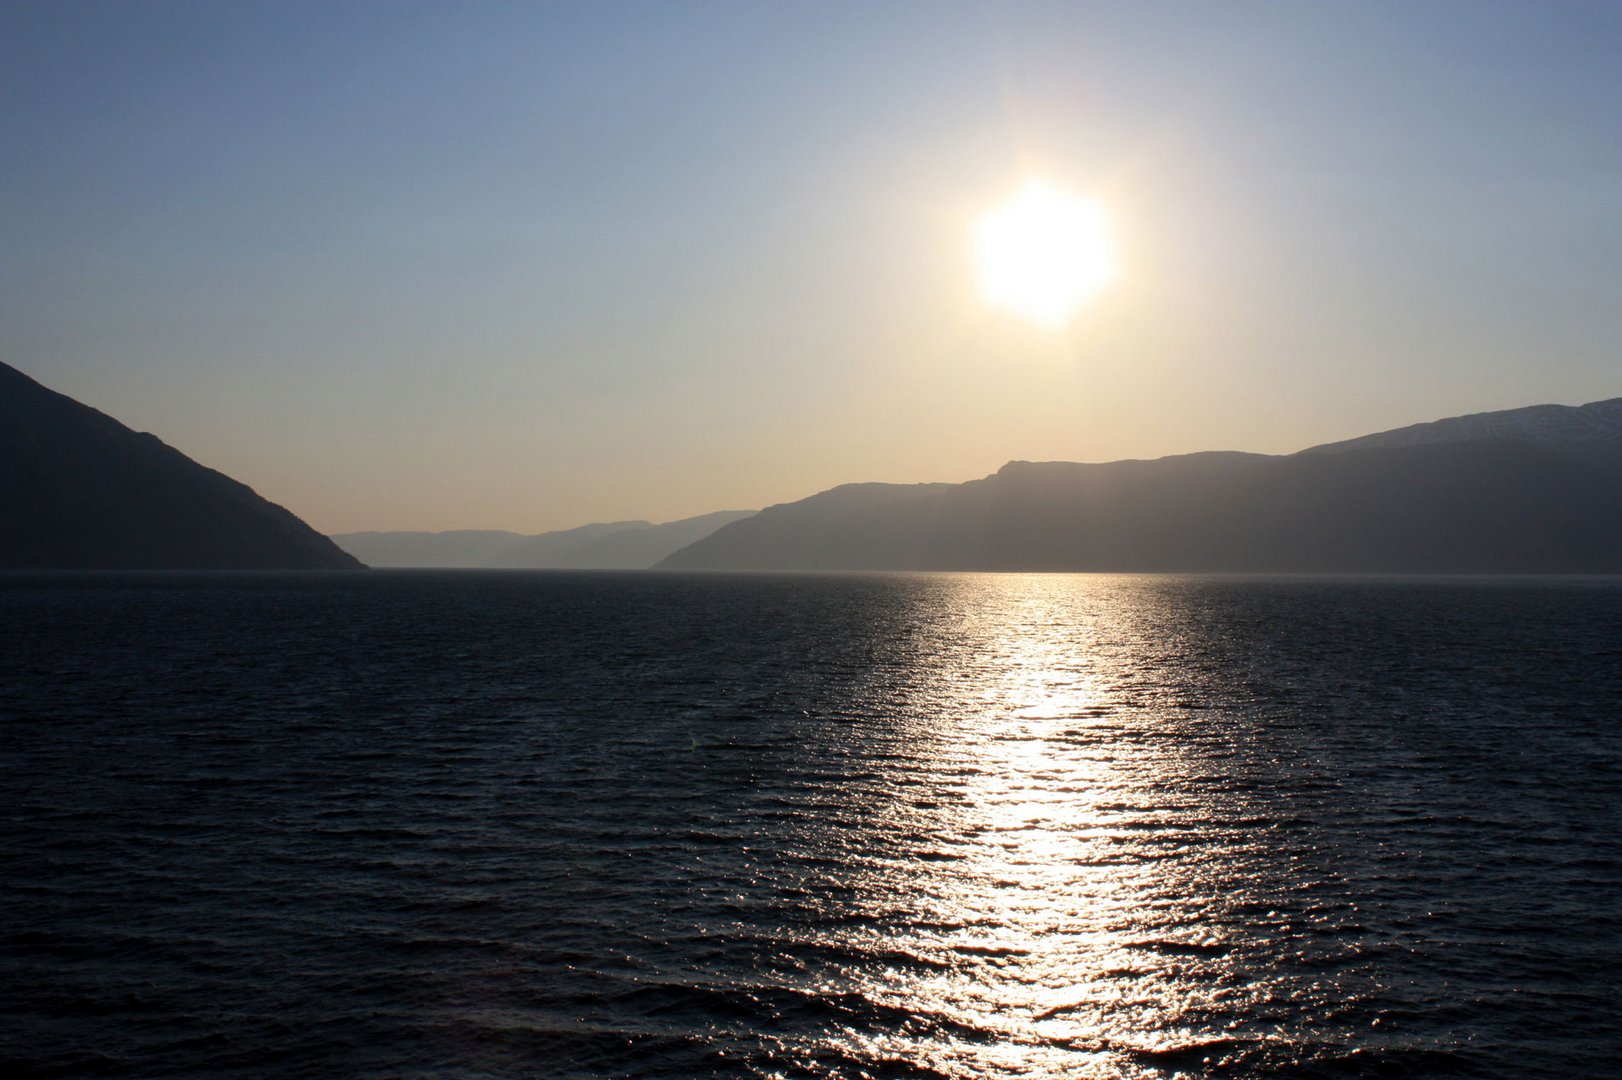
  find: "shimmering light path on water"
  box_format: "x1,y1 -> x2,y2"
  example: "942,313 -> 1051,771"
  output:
2,572 -> 1619,1078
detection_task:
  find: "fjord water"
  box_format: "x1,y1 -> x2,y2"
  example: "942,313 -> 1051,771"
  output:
2,572 -> 1619,1078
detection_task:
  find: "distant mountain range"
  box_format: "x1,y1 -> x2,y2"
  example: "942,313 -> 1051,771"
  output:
0,360 -> 361,570
333,510 -> 755,569
659,398 -> 1622,573
6,355 -> 1616,575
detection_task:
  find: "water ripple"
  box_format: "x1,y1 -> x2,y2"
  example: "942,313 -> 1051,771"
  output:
2,571 -> 1619,1077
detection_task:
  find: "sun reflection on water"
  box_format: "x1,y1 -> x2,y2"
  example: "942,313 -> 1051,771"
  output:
806,575 -> 1264,1077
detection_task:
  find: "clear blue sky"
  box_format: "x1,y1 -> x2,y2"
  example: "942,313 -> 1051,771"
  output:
4,1 -> 1619,532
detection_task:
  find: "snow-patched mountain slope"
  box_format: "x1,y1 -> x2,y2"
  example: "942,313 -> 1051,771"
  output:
1303,397 -> 1622,454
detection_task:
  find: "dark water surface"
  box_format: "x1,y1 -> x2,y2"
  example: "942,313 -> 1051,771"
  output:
2,571 -> 1619,1078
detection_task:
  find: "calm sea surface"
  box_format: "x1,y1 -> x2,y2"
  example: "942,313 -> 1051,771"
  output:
2,571 -> 1619,1078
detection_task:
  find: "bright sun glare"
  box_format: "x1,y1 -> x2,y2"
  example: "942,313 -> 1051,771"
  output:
975,181 -> 1115,329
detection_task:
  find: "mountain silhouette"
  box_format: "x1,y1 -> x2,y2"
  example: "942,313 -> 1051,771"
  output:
0,361 -> 362,570
1303,397 -> 1622,455
658,398 -> 1622,573
335,511 -> 755,569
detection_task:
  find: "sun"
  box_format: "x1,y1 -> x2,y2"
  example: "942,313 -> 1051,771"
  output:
974,181 -> 1115,329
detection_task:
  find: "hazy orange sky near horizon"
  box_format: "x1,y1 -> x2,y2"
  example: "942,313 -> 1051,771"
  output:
4,2 -> 1620,533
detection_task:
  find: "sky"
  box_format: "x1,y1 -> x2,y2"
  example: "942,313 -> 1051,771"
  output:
3,1 -> 1620,534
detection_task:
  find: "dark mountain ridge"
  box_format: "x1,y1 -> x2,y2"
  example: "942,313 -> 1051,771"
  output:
660,397 -> 1622,573
0,361 -> 362,570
